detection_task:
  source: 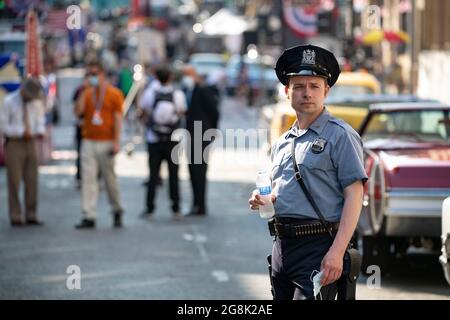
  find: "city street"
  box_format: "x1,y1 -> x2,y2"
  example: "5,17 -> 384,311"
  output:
0,72 -> 449,299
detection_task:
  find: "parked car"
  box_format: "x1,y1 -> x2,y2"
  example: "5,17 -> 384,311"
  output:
325,94 -> 436,130
357,102 -> 450,274
441,197 -> 450,286
261,71 -> 381,144
188,53 -> 226,78
261,84 -> 431,153
225,54 -> 278,98
326,71 -> 381,100
187,52 -> 227,91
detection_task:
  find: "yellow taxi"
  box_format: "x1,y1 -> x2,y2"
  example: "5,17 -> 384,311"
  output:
261,71 -> 382,148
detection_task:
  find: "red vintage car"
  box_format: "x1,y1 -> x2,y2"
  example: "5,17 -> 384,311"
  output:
357,102 -> 450,274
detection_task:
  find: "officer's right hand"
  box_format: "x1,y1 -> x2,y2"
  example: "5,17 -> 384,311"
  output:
248,189 -> 276,210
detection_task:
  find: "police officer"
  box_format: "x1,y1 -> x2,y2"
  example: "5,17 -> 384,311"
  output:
249,45 -> 368,300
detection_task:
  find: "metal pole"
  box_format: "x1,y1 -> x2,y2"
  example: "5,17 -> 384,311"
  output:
409,0 -> 416,94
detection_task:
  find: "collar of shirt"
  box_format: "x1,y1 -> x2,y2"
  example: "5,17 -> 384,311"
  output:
286,107 -> 331,139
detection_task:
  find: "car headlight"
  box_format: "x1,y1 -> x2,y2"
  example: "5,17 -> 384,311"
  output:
445,234 -> 450,257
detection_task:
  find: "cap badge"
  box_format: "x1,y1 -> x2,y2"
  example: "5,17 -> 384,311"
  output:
311,137 -> 327,154
302,49 -> 316,65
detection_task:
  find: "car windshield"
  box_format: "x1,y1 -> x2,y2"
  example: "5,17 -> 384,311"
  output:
363,110 -> 450,144
191,61 -> 224,73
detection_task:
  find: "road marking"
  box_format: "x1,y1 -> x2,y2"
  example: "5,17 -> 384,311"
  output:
188,226 -> 209,263
44,178 -> 72,189
38,270 -> 125,283
106,277 -> 172,290
183,233 -> 194,241
212,270 -> 229,282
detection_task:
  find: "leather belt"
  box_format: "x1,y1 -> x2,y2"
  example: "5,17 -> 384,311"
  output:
268,219 -> 339,238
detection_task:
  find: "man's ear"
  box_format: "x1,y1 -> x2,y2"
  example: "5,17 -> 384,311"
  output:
284,85 -> 289,99
324,84 -> 330,98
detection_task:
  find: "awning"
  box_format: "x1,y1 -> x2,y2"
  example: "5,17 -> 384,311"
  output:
358,30 -> 411,45
201,8 -> 249,36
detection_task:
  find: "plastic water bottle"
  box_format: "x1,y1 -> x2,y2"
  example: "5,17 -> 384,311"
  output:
256,170 -> 275,219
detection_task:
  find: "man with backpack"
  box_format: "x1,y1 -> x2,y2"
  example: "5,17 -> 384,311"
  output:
139,66 -> 187,220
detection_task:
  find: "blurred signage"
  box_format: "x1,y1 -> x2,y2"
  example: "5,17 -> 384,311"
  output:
282,0 -> 319,38
44,9 -> 69,33
25,9 -> 43,77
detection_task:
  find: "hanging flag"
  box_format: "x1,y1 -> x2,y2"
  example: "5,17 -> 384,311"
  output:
25,9 -> 43,77
282,0 -> 319,38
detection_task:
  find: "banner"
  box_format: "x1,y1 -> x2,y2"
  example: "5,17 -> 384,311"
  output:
282,0 -> 319,38
25,9 -> 43,77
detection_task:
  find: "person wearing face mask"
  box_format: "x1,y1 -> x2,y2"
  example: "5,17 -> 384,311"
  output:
74,60 -> 125,229
138,65 -> 187,220
248,45 -> 367,300
137,63 -> 163,188
0,77 -> 46,226
182,66 -> 220,216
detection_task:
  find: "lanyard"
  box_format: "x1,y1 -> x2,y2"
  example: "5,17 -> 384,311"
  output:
92,83 -> 106,112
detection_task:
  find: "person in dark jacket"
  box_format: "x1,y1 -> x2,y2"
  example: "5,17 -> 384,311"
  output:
182,66 -> 220,216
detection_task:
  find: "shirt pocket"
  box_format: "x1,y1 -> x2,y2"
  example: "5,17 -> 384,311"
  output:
300,151 -> 333,171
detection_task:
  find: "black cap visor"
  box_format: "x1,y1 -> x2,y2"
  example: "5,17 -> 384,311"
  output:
283,64 -> 331,84
286,69 -> 329,78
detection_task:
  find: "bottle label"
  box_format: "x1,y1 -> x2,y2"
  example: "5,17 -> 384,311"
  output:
259,186 -> 271,196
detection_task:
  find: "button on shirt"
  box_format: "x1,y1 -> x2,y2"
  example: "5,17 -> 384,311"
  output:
0,90 -> 46,137
271,108 -> 368,222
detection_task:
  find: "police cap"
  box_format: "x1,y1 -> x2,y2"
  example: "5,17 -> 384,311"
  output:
275,44 -> 340,87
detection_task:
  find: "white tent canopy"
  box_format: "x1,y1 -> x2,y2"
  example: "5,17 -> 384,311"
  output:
202,8 -> 249,36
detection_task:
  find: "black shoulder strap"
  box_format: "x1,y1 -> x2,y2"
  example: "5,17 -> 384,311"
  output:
290,140 -> 333,237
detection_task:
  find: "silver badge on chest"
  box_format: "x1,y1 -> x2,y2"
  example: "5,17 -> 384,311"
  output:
311,137 -> 327,154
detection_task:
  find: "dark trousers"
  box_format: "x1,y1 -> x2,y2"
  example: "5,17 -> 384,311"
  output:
146,142 -> 179,213
187,141 -> 211,212
75,125 -> 82,181
271,233 -> 339,300
188,162 -> 207,212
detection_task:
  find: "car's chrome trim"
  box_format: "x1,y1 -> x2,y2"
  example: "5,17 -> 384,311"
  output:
384,188 -> 450,218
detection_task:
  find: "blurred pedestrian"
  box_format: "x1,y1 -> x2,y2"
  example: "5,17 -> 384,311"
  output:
386,62 -> 405,94
118,59 -> 133,98
137,63 -> 162,187
139,65 -> 187,220
72,75 -> 89,188
74,60 -> 125,229
0,77 -> 46,226
182,66 -> 220,216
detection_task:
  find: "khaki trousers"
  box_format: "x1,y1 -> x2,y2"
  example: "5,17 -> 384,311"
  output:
81,139 -> 123,220
5,138 -> 38,223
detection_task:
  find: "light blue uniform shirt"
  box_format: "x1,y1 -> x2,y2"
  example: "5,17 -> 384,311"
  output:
271,108 -> 368,222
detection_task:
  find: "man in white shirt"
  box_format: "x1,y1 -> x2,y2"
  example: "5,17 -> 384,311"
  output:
138,66 -> 187,219
0,78 -> 46,226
